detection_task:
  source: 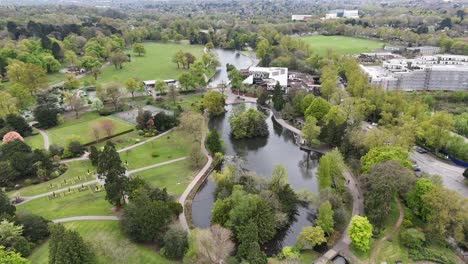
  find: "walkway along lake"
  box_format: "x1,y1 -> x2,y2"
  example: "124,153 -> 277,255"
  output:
191,103 -> 322,254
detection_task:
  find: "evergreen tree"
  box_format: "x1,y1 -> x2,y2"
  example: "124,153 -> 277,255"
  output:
236,221 -> 267,264
272,82 -> 285,111
205,129 -> 224,155
0,191 -> 15,217
97,142 -> 128,209
88,146 -> 100,166
49,224 -> 95,264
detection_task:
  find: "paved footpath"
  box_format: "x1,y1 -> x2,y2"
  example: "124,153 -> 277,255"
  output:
15,156 -> 187,205
29,122 -> 50,150
53,215 -> 119,223
178,116 -> 213,231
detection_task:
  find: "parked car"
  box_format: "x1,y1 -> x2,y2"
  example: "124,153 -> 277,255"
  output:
412,164 -> 421,172
416,146 -> 427,154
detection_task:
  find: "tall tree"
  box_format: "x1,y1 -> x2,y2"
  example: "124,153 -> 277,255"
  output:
0,191 -> 15,217
202,91 -> 224,116
301,116 -> 321,147
6,60 -> 47,96
272,82 -> 285,111
0,92 -> 18,119
0,245 -> 29,264
316,201 -> 335,235
33,93 -> 60,128
319,63 -> 338,101
296,226 -> 327,249
49,224 -> 95,264
124,77 -> 141,99
97,142 -> 128,209
421,111 -> 453,153
172,50 -> 185,69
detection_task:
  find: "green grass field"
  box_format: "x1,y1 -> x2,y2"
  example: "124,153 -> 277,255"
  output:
131,159 -> 195,196
153,94 -> 203,112
82,42 -> 204,85
17,189 -> 113,220
299,35 -> 385,56
28,221 -> 176,264
25,132 -> 44,150
120,130 -> 190,170
9,160 -> 94,197
46,112 -> 134,147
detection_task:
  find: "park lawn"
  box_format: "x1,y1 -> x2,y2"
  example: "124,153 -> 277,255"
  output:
120,130 -> 191,170
375,229 -> 410,264
154,94 -> 203,112
130,159 -> 196,196
47,71 -> 66,86
94,130 -> 145,151
28,221 -> 177,264
17,189 -> 113,220
24,133 -> 44,150
81,42 -> 204,85
268,250 -> 319,263
9,160 -> 94,197
351,198 -> 400,260
299,35 -> 385,56
46,112 -> 134,147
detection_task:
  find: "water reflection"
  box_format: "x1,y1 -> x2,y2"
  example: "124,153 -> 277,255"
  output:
209,49 -> 254,87
191,103 -> 321,253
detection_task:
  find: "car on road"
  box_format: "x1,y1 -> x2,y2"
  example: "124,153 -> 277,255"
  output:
412,164 -> 421,172
415,146 -> 427,154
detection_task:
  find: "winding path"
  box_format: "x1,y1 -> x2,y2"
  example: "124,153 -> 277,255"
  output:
178,115 -> 213,231
369,198 -> 404,263
29,122 -> 50,150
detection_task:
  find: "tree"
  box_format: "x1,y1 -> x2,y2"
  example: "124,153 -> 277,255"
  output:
63,74 -> 80,90
8,84 -> 34,110
0,92 -> 18,119
188,144 -> 205,169
301,116 -> 321,147
33,93 -> 60,128
184,52 -> 196,69
301,94 -> 315,114
89,146 -> 100,166
0,246 -> 29,264
167,84 -> 179,106
272,82 -> 285,111
161,225 -> 188,259
319,64 -> 338,101
154,80 -> 168,98
421,111 -> 453,153
206,129 -> 224,155
229,108 -> 268,139
349,216 -> 373,252
80,56 -> 101,80
90,98 -> 104,113
15,213 -> 50,244
172,50 -> 185,69
317,149 -> 345,190
0,191 -> 15,217
120,197 -> 172,242
202,91 -> 224,116
110,51 -> 128,69
405,178 -> 435,219
100,120 -> 115,137
100,82 -> 123,110
194,225 -> 234,264
7,60 -> 47,96
0,220 -> 29,256
64,50 -> 79,72
179,72 -> 193,91
236,221 -> 267,264
360,146 -> 412,173
64,92 -> 84,119
296,226 -> 327,249
49,224 -> 95,264
5,114 -> 31,137
133,43 -> 146,56
256,38 -> 271,63
361,161 -> 415,229
97,142 -> 128,209
305,97 -> 331,122
316,201 -> 334,235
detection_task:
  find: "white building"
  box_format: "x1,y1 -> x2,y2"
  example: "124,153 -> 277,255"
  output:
243,67 -> 288,91
292,15 -> 313,21
360,54 -> 468,91
324,9 -> 359,19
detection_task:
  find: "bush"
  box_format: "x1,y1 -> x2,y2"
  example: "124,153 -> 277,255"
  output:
161,225 -> 188,259
408,248 -> 455,264
23,179 -> 32,186
67,141 -> 84,157
15,213 -> 50,243
400,228 -> 425,249
167,201 -> 183,216
49,145 -> 64,157
151,151 -> 159,158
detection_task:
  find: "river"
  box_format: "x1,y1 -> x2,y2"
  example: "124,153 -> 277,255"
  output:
191,103 -> 321,254
208,48 -> 256,88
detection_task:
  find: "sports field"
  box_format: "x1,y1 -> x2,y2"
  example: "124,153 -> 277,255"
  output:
299,35 -> 385,56
82,42 -> 204,85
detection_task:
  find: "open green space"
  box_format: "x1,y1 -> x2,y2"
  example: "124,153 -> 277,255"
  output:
299,35 -> 385,56
120,130 -> 190,170
268,250 -> 319,263
25,132 -> 44,150
17,188 -> 113,220
82,42 -> 204,85
45,112 -> 134,147
9,160 -> 94,197
94,130 -> 145,151
153,94 -> 203,112
28,221 -> 176,264
131,159 -> 195,196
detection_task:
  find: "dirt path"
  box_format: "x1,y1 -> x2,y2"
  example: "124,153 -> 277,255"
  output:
53,215 -> 119,223
369,198 -> 405,263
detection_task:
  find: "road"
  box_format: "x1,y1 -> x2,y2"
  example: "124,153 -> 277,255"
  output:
411,151 -> 468,197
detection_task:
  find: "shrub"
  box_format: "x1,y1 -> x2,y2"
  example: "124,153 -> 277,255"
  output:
400,228 -> 425,249
23,179 -> 32,186
408,248 -> 455,264
67,141 -> 84,157
161,225 -> 188,259
151,151 -> 159,158
168,201 -> 183,216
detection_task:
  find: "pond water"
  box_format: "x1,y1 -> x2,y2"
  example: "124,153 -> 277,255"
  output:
191,103 -> 321,254
208,49 -> 255,88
